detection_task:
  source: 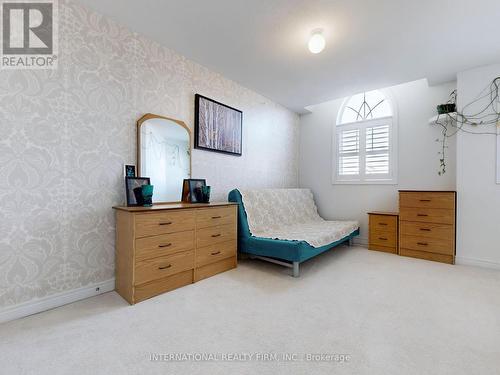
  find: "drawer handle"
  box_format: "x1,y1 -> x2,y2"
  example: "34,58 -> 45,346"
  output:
378,237 -> 388,241
419,199 -> 432,202
378,223 -> 388,226
417,214 -> 428,217
211,216 -> 222,219
417,242 -> 428,246
158,264 -> 172,270
211,233 -> 221,238
159,221 -> 172,226
158,243 -> 172,248
420,228 -> 431,232
211,251 -> 221,256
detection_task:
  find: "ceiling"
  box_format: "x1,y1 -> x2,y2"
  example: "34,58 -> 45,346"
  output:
77,0 -> 500,113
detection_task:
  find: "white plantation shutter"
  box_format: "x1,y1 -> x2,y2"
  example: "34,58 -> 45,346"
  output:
365,124 -> 390,175
338,128 -> 360,176
334,116 -> 396,184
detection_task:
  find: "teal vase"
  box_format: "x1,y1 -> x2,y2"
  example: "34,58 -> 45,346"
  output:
141,184 -> 154,206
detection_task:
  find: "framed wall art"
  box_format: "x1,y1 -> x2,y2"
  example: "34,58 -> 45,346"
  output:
194,94 -> 242,156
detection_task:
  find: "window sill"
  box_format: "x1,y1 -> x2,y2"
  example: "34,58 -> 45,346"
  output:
332,179 -> 398,186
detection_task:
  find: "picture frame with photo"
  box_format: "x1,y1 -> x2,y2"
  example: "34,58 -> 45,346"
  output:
124,164 -> 136,178
125,177 -> 151,206
181,178 -> 207,203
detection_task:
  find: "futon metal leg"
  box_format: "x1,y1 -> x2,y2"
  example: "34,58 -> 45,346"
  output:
292,262 -> 300,277
348,238 -> 353,246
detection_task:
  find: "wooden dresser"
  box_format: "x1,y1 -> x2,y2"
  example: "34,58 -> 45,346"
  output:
113,202 -> 238,304
399,191 -> 456,264
368,212 -> 399,254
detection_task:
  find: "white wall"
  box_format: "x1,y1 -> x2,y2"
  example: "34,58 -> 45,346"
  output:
0,0 -> 299,312
456,64 -> 500,268
299,79 -> 456,244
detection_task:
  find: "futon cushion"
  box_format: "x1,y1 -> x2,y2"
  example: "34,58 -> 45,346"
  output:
239,189 -> 358,248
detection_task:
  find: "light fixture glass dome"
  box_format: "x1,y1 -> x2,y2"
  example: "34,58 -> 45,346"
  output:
308,30 -> 325,54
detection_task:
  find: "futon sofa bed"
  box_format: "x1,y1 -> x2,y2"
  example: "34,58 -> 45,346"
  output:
228,189 -> 359,277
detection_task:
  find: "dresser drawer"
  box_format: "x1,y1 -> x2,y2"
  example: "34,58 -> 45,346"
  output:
369,214 -> 397,233
135,210 -> 195,238
196,224 -> 236,248
399,248 -> 454,264
400,235 -> 454,255
400,222 -> 454,240
135,230 -> 194,261
134,270 -> 193,303
399,207 -> 454,224
195,256 -> 237,282
196,206 -> 236,229
400,192 -> 455,209
135,250 -> 194,285
196,240 -> 236,267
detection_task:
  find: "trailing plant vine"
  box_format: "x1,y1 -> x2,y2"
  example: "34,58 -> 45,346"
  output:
434,77 -> 500,175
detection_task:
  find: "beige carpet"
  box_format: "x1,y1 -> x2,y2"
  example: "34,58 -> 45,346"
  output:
1,246 -> 500,375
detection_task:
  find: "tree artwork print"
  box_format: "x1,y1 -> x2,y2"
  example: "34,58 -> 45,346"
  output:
195,94 -> 242,155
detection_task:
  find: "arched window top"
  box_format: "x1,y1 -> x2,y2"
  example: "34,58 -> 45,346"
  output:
339,89 -> 392,125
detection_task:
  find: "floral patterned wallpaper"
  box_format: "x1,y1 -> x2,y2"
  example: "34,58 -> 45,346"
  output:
0,0 -> 299,309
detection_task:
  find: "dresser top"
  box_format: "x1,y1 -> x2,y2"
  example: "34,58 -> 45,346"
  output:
113,201 -> 238,212
368,211 -> 399,216
398,190 -> 456,193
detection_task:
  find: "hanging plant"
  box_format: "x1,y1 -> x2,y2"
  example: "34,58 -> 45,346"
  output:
434,77 -> 500,176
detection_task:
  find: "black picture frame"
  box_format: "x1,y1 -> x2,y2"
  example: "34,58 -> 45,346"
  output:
181,178 -> 206,203
194,94 -> 243,156
125,177 -> 151,206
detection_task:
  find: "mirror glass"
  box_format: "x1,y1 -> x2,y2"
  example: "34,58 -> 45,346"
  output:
138,115 -> 191,203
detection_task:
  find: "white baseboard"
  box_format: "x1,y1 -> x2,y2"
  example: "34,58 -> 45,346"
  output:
455,256 -> 500,270
353,236 -> 368,246
0,279 -> 115,324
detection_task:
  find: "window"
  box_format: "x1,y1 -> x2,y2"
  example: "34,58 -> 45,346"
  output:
333,89 -> 397,184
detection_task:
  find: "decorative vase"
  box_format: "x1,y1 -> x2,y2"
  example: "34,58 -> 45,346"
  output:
141,184 -> 154,207
133,187 -> 144,206
201,185 -> 211,203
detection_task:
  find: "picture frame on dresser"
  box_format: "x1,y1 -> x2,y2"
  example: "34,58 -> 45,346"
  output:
125,177 -> 151,207
181,179 -> 207,203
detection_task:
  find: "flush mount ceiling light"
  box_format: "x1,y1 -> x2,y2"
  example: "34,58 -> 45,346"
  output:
308,29 -> 326,54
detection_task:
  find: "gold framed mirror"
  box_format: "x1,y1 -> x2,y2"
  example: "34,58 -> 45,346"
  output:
137,113 -> 192,203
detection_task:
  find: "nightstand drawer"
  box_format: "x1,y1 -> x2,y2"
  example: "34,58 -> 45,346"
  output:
369,214 -> 397,233
196,224 -> 236,248
135,230 -> 194,261
196,206 -> 236,229
135,250 -> 194,285
135,210 -> 195,238
369,230 -> 397,248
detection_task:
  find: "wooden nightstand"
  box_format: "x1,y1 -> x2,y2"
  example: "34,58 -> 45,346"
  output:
368,212 -> 399,254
